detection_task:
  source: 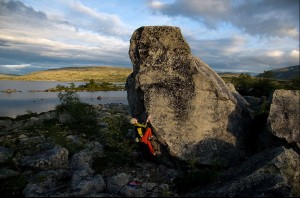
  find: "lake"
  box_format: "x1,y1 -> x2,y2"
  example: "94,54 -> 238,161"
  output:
0,80 -> 128,118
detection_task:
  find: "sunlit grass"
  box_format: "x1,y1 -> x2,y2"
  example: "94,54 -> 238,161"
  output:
0,66 -> 132,82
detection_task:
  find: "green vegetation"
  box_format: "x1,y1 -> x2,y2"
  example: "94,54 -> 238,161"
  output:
52,79 -> 125,92
228,73 -> 275,97
55,91 -> 99,135
93,115 -> 135,172
256,65 -> 299,80
259,70 -> 274,79
288,77 -> 300,90
54,91 -> 135,171
224,73 -> 299,98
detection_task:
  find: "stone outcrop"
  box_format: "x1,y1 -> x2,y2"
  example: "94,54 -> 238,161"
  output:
185,146 -> 300,197
126,26 -> 252,166
20,145 -> 69,170
0,146 -> 13,163
267,90 -> 300,148
1,103 -> 179,197
1,102 -> 299,196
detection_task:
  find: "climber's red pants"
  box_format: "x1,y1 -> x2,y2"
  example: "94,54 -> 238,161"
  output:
140,127 -> 155,155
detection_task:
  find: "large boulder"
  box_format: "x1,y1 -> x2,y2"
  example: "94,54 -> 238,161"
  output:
267,90 -> 300,148
184,147 -> 300,197
126,26 -> 252,166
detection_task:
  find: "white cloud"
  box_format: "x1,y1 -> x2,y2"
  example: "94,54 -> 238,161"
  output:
148,0 -> 164,9
64,0 -> 130,36
148,0 -> 299,38
0,0 -> 131,73
0,64 -> 31,74
0,0 -> 299,75
266,50 -> 284,57
289,50 -> 299,58
2,64 -> 31,69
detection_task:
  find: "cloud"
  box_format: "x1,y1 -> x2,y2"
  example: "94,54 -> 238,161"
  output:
289,50 -> 299,58
149,0 -> 164,9
63,0 -> 131,36
159,0 -> 300,74
0,0 -> 298,75
148,0 -> 299,38
2,64 -> 30,69
0,0 -> 47,19
184,31 -> 299,74
0,63 -> 30,74
0,0 -> 132,74
266,50 -> 284,58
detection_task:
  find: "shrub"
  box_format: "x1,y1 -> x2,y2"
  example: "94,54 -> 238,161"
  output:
288,76 -> 300,90
93,114 -> 136,173
231,73 -> 254,96
231,73 -> 276,97
55,91 -> 98,135
251,78 -> 276,97
259,70 -> 274,79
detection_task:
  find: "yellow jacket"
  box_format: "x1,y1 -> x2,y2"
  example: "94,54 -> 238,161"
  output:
134,122 -> 148,142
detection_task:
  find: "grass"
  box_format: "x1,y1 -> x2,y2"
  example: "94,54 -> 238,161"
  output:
52,80 -> 125,92
0,66 -> 132,82
93,114 -> 135,172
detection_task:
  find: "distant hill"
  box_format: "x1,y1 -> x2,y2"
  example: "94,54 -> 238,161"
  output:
256,65 -> 300,80
2,65 -> 298,82
218,72 -> 259,77
217,72 -> 247,78
218,65 -> 300,81
0,73 -> 20,78
0,66 -> 132,82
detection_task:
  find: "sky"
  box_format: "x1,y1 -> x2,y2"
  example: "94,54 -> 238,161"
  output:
0,0 -> 299,75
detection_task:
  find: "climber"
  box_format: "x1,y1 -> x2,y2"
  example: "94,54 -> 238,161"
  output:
130,115 -> 157,157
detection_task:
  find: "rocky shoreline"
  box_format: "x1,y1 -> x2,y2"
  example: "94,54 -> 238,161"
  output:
0,103 -> 186,197
0,91 -> 299,197
1,25 -> 299,197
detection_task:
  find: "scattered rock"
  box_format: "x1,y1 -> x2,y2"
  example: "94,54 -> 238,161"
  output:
0,146 -> 13,163
267,90 -> 300,148
185,147 -> 300,197
20,145 -> 69,170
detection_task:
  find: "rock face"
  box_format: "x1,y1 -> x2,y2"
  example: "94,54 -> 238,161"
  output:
126,26 -> 252,165
20,145 -> 69,170
185,147 -> 300,197
267,90 -> 300,148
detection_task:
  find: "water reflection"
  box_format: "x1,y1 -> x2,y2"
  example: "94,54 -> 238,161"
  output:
0,81 -> 128,118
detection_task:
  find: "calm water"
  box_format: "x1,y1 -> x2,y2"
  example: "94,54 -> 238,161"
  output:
0,80 -> 128,118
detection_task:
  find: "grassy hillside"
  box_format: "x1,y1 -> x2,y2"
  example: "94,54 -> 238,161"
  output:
1,64 -> 298,83
0,73 -> 20,79
217,72 -> 241,78
256,65 -> 299,80
0,66 -> 133,82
